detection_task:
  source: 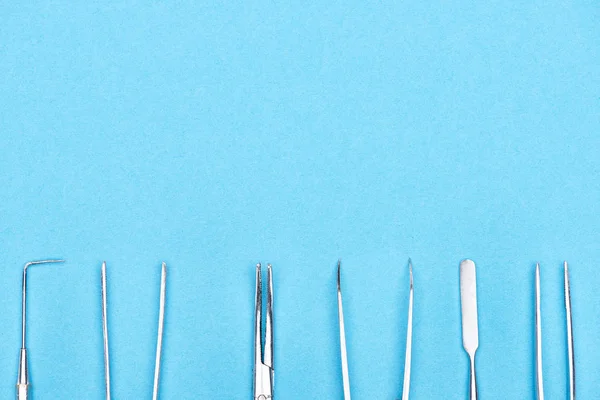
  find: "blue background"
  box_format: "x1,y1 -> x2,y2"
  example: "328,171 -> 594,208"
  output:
0,2 -> 598,399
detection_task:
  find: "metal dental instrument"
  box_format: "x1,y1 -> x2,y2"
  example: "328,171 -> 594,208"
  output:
101,262 -> 111,400
153,262 -> 167,400
565,262 -> 575,400
17,259 -> 66,400
101,262 -> 167,400
535,263 -> 544,400
254,263 -> 274,400
534,262 -> 576,400
401,259 -> 414,400
337,260 -> 351,400
460,259 -> 479,400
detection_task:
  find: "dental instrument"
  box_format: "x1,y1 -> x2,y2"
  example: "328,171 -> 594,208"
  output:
17,259 -> 66,400
460,259 -> 479,400
101,262 -> 167,400
535,263 -> 544,400
401,259 -> 414,400
535,262 -> 575,400
254,263 -> 274,400
565,262 -> 575,400
337,260 -> 351,400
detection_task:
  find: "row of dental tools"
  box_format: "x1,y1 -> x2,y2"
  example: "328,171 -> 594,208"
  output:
17,260 -> 167,400
254,260 -> 414,400
457,260 -> 576,400
14,258 -> 576,399
338,259 -> 576,400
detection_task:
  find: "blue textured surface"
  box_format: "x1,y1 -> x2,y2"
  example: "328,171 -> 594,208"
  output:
0,2 -> 599,399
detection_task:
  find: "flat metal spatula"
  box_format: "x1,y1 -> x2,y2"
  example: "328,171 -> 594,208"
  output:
460,259 -> 479,400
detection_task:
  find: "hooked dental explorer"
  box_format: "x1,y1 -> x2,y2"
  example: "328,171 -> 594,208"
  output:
17,259 -> 66,400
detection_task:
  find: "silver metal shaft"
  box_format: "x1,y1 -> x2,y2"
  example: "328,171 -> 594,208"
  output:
337,260 -> 351,400
401,259 -> 413,400
18,259 -> 65,400
535,263 -> 544,400
101,262 -> 111,400
564,261 -> 575,400
254,264 -> 263,381
153,262 -> 167,400
264,264 -> 274,371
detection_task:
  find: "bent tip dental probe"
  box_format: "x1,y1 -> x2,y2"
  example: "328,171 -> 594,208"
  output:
17,259 -> 66,400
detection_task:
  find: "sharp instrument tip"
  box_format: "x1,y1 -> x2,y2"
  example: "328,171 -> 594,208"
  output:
337,260 -> 342,292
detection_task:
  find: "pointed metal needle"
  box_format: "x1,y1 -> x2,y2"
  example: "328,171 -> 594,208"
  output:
337,260 -> 351,400
402,259 -> 414,400
153,262 -> 167,400
18,259 -> 65,400
564,261 -> 575,400
101,262 -> 111,400
535,263 -> 544,400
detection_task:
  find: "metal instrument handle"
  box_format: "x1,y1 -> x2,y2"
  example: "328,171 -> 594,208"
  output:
16,383 -> 28,400
469,356 -> 477,400
17,348 -> 29,400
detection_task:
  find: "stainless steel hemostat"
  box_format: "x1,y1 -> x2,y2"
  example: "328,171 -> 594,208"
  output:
253,263 -> 274,400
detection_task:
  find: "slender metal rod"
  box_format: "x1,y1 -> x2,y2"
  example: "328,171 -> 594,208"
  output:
564,261 -> 575,400
153,262 -> 167,400
21,267 -> 26,350
469,356 -> 477,400
337,260 -> 351,400
402,259 -> 414,400
535,263 -> 544,400
264,264 -> 273,370
101,262 -> 111,400
254,263 -> 263,372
